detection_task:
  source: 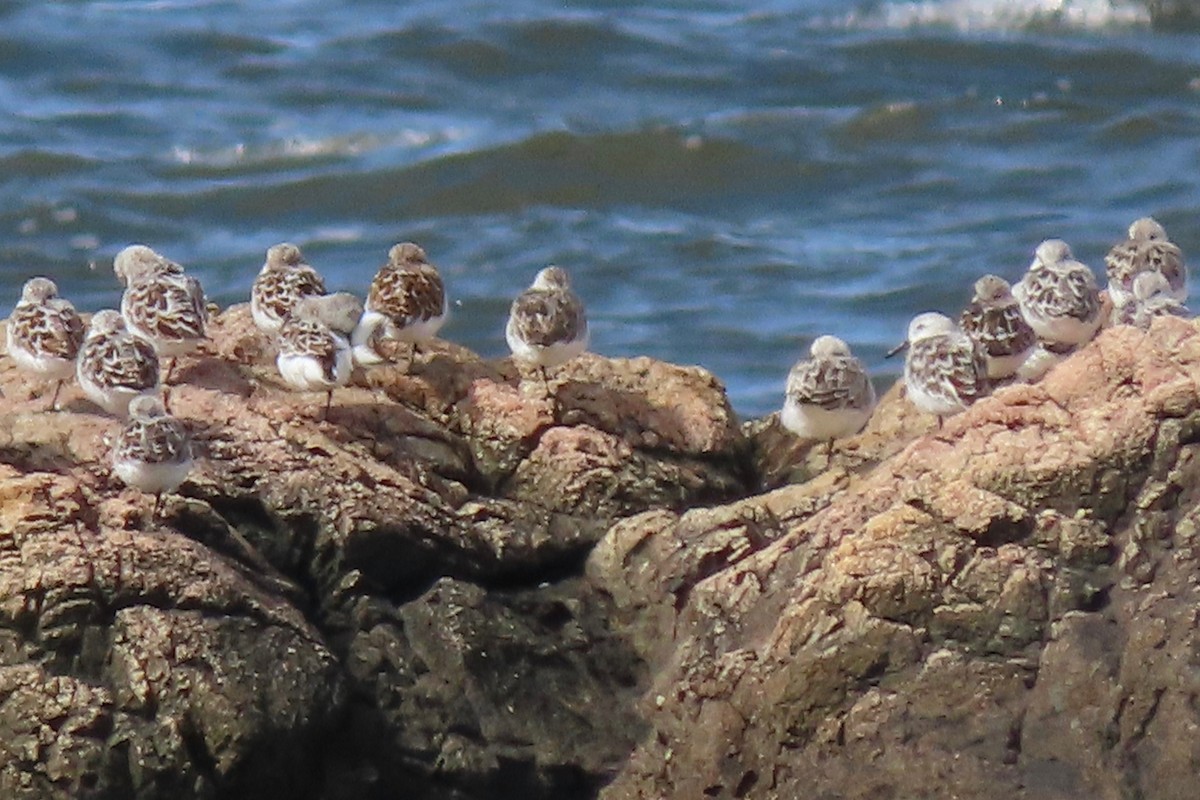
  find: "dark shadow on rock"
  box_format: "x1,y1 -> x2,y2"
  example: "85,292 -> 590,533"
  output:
323,400 -> 475,484
0,302 -> 756,800
171,496 -> 313,611
322,577 -> 647,800
172,355 -> 255,397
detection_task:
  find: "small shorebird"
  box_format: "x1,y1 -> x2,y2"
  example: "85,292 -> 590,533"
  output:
251,242 -> 327,335
6,276 -> 85,409
888,312 -> 988,429
351,242 -> 447,370
114,244 -> 208,383
276,293 -> 360,421
1105,217 -> 1186,310
114,244 -> 184,281
505,266 -> 589,396
1114,270 -> 1190,330
111,393 -> 194,521
959,274 -> 1037,381
781,334 -> 876,462
76,310 -> 160,418
1013,239 -> 1103,352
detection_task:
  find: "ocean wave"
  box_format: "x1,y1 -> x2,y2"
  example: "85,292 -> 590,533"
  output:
0,149 -> 95,177
126,128 -> 823,224
827,0 -> 1150,32
163,128 -> 461,175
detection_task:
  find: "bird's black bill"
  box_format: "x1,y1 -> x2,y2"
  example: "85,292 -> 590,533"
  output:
885,340 -> 909,359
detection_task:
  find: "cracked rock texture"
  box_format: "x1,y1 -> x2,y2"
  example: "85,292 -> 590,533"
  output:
590,316 -> 1200,800
0,303 -> 744,799
5,304 -> 1200,799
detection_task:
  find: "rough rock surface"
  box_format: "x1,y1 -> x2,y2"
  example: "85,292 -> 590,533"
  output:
6,302 -> 1200,799
0,303 -> 745,799
590,316 -> 1200,800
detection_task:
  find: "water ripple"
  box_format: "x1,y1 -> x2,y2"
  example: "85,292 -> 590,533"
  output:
0,0 -> 1197,419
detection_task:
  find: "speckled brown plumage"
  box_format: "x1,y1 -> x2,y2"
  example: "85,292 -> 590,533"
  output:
278,318 -> 342,384
8,279 -> 84,362
786,352 -> 871,412
507,267 -> 587,350
113,408 -> 191,467
1105,217 -> 1186,308
251,243 -> 327,333
79,321 -> 160,392
365,243 -> 446,329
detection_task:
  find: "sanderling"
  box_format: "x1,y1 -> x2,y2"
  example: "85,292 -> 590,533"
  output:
1013,239 -> 1103,350
506,266 -> 589,393
781,335 -> 876,459
112,393 -> 193,520
352,242 -> 447,369
113,244 -> 185,283
959,274 -> 1037,381
1014,343 -> 1067,383
1114,270 -> 1190,330
251,242 -> 327,334
6,277 -> 85,409
114,244 -> 208,383
276,293 -> 358,420
1105,217 -> 1187,310
888,312 -> 988,427
76,310 -> 160,418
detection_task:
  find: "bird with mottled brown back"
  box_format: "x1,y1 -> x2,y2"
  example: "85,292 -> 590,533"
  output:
351,242 -> 448,370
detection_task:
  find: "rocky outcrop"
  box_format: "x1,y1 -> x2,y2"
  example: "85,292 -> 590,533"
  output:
590,316 -> 1200,800
0,303 -> 747,799
6,303 -> 1200,799
0,466 -> 343,799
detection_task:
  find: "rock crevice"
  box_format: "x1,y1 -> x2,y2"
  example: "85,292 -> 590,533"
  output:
4,308 -> 1200,799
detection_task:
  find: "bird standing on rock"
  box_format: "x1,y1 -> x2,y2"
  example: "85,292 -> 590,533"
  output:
276,293 -> 361,421
505,266 -> 589,397
111,393 -> 194,521
1115,270 -> 1190,329
959,274 -> 1037,381
6,277 -> 85,410
889,312 -> 989,429
781,335 -> 876,462
352,242 -> 447,371
76,309 -> 160,418
251,242 -> 328,335
1105,216 -> 1186,310
114,244 -> 208,384
1013,239 -> 1103,353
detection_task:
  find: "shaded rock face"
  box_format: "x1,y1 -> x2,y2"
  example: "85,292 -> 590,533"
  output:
0,304 -> 747,799
589,317 -> 1200,800
0,470 -> 343,800
8,302 -> 1200,800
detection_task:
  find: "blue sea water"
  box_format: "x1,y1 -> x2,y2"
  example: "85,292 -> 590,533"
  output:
0,0 -> 1197,416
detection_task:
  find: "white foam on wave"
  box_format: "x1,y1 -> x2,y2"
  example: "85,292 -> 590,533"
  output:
828,0 -> 1149,32
89,0 -> 229,12
167,127 -> 466,169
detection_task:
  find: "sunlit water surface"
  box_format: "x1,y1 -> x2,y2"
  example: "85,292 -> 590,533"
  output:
1,0 -> 1197,416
